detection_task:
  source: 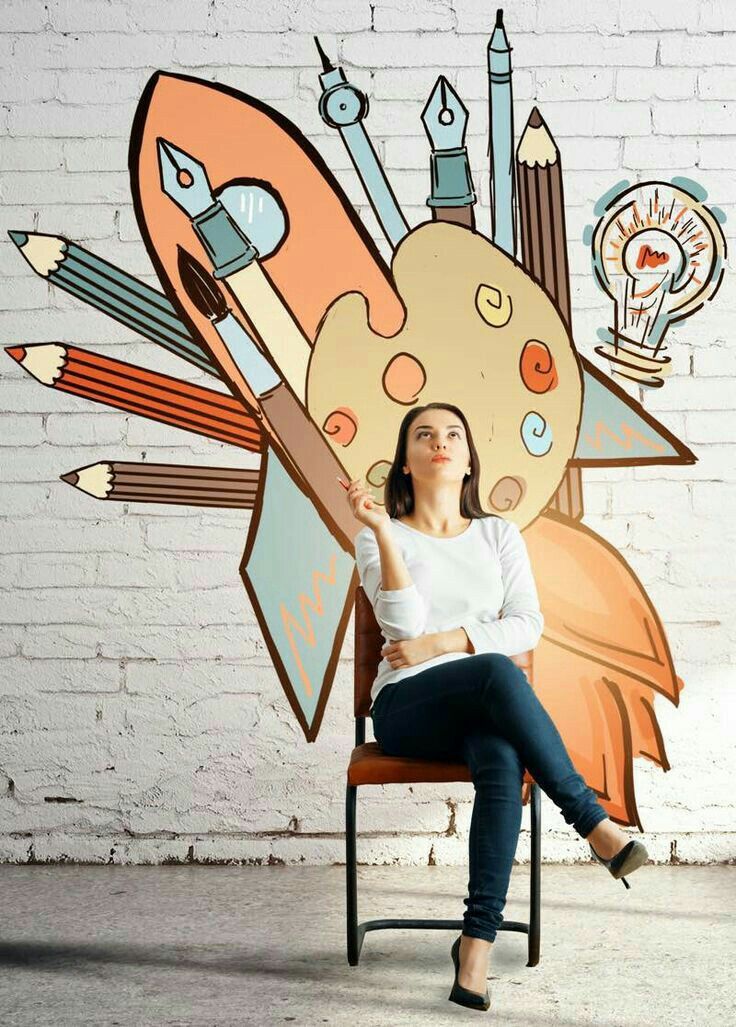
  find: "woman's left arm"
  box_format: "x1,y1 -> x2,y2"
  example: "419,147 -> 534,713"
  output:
440,521 -> 544,657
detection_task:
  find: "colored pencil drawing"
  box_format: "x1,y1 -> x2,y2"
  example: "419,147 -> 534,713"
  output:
5,16 -> 710,828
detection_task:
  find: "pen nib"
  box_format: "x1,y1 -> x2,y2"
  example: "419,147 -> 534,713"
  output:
421,75 -> 468,149
156,137 -> 213,217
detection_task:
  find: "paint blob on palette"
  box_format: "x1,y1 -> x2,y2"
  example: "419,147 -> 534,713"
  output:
306,220 -> 583,529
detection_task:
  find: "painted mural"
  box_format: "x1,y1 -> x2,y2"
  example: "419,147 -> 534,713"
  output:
6,13 -> 727,829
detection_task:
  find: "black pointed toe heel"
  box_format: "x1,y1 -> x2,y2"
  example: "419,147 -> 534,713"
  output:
448,935 -> 491,1012
589,839 -> 649,889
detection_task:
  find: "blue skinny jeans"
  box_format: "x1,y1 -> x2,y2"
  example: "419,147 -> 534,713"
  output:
370,652 -> 609,943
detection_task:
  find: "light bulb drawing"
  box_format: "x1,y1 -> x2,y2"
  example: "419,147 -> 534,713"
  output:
591,180 -> 726,388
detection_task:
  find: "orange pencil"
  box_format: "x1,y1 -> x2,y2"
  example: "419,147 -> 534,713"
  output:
6,343 -> 261,452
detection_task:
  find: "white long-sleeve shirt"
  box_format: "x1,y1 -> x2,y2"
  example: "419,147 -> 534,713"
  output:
354,514 -> 544,709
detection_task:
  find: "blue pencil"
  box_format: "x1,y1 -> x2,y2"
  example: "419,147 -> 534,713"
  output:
488,9 -> 516,257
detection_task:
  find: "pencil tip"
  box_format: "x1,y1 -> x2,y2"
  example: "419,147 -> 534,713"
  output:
8,230 -> 27,247
528,106 -> 543,129
495,8 -> 503,27
5,345 -> 26,363
60,471 -> 79,487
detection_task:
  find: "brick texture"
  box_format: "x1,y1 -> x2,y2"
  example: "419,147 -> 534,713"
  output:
0,0 -> 733,866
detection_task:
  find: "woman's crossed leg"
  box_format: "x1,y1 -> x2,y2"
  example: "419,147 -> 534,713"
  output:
371,652 -> 611,989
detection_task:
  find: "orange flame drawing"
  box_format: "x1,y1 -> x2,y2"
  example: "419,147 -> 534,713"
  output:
636,244 -> 670,269
524,511 -> 682,826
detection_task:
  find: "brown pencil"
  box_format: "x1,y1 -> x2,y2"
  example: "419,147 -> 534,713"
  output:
516,106 -> 572,332
60,460 -> 260,508
6,343 -> 261,453
516,107 -> 581,520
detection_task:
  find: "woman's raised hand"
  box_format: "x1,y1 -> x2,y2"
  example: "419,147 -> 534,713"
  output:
344,478 -> 391,532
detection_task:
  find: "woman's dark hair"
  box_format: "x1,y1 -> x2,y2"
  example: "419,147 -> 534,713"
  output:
383,402 -> 496,521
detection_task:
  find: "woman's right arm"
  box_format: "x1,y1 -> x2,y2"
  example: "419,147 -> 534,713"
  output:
354,525 -> 428,640
345,476 -> 427,639
373,521 -> 414,590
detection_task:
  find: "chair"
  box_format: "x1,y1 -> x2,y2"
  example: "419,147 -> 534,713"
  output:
346,584 -> 542,967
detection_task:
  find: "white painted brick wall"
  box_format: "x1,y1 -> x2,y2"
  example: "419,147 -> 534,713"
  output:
0,0 -> 734,868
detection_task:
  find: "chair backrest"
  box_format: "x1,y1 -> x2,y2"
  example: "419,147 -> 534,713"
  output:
354,585 -> 534,718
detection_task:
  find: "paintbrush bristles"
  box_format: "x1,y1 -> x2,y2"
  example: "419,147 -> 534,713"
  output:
177,245 -> 229,321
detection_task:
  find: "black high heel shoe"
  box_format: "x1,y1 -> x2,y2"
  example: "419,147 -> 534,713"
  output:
448,935 -> 491,1012
589,839 -> 649,889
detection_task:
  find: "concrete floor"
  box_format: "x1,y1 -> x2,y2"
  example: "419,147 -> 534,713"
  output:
0,864 -> 733,1026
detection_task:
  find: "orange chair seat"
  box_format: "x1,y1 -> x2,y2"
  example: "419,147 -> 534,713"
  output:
348,741 -> 535,789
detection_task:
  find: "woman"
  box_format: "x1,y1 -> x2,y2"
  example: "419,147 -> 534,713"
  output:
345,401 -> 649,1013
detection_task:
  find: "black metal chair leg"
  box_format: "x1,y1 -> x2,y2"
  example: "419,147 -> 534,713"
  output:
346,773 -> 542,967
346,783 -> 362,965
527,782 -> 541,967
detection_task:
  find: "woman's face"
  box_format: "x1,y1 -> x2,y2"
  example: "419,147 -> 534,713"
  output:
402,410 -> 472,486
